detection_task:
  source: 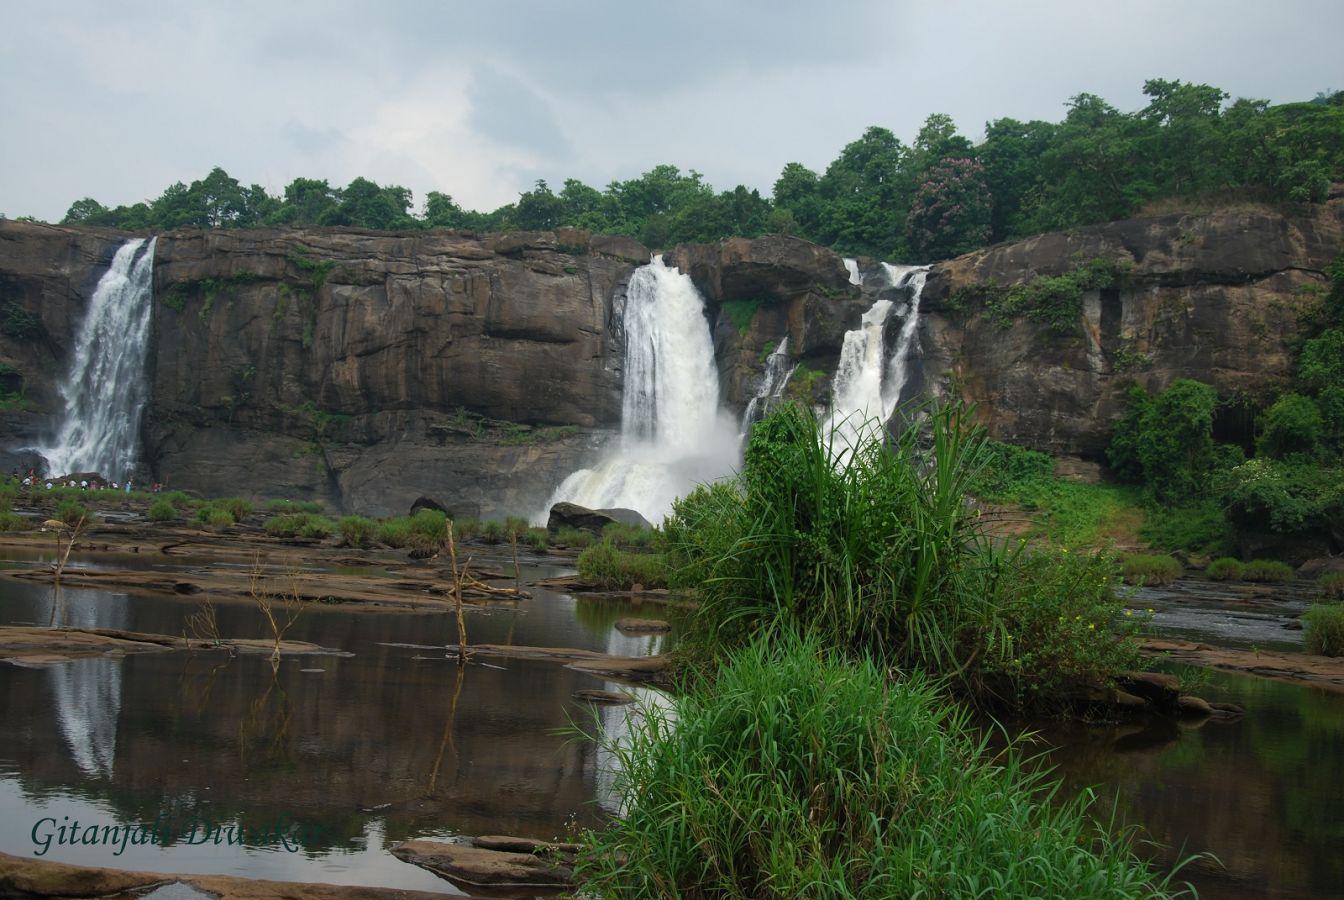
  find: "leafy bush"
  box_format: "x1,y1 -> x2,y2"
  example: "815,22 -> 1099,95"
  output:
576,541 -> 668,589
1257,392 -> 1324,460
1107,379 -> 1221,502
214,497 -> 253,521
338,515 -> 376,547
971,439 -> 1054,499
409,508 -> 447,543
1318,573 -> 1344,601
148,499 -> 177,522
198,507 -> 235,529
984,257 -> 1126,334
0,509 -> 28,531
524,527 -> 549,552
577,636 -> 1182,898
1242,559 -> 1295,583
1205,557 -> 1245,581
264,512 -> 333,539
160,491 -> 193,509
375,518 -> 413,548
1222,458 -> 1344,538
665,403 -> 1142,707
266,498 -> 323,514
1303,603 -> 1344,656
1138,500 -> 1234,557
56,499 -> 90,527
553,526 -> 595,548
1298,328 -> 1344,395
1121,554 -> 1182,586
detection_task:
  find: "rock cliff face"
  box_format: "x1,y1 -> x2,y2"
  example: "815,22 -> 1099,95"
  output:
1,196 -> 1339,514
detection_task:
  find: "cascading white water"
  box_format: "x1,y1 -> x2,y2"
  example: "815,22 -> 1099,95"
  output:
823,263 -> 928,454
740,336 -> 797,434
543,257 -> 739,524
39,238 -> 156,479
843,257 -> 863,286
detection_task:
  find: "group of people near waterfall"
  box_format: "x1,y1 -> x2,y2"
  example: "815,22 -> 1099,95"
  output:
8,468 -> 166,494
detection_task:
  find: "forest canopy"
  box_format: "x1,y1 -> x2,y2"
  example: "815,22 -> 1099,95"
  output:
56,81 -> 1344,262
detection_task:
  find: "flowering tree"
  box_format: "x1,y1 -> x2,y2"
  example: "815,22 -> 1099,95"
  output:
904,158 -> 992,261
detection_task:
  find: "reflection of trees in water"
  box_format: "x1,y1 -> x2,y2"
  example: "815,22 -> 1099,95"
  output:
238,665 -> 295,771
46,586 -> 129,780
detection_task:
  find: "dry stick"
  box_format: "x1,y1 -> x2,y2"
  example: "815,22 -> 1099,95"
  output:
48,515 -> 86,626
445,521 -> 468,663
511,529 -> 520,593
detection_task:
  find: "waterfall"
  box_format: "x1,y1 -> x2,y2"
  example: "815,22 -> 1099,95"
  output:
543,257 -> 739,524
39,238 -> 156,479
843,257 -> 863,286
740,337 -> 797,434
823,263 -> 928,453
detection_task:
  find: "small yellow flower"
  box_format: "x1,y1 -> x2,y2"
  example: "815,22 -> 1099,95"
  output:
1088,623 -> 1096,630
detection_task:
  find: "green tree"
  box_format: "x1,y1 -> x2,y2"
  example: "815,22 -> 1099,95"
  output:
1108,379 -> 1220,502
905,157 -> 992,261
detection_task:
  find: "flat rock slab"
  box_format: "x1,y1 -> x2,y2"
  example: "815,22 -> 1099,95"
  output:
615,617 -> 671,634
1143,638 -> 1344,693
464,643 -> 673,685
573,688 -> 635,704
0,625 -> 349,666
392,839 -> 574,888
0,850 -> 446,898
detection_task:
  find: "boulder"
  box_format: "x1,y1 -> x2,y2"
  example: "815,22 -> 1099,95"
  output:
391,839 -> 574,888
1299,557 -> 1344,580
547,501 -> 651,535
1117,671 -> 1182,708
615,617 -> 672,634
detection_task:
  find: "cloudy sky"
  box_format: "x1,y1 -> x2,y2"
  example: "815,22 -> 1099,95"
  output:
3,0 -> 1341,221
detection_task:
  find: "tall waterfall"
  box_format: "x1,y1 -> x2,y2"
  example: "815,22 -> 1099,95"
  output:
740,337 -> 797,434
543,257 -> 739,524
823,263 -> 928,453
39,238 -> 156,479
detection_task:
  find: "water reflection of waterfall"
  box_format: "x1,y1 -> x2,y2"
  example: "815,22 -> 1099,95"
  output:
824,263 -> 928,454
38,237 -> 156,479
592,625 -> 671,814
543,256 -> 739,524
47,591 -> 130,779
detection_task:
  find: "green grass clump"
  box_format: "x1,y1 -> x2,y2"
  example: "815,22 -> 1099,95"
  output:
338,515 -> 377,547
480,519 -> 505,544
451,517 -> 481,541
409,508 -> 447,543
504,516 -> 530,538
148,498 -> 177,522
213,497 -> 253,521
1205,557 -> 1245,581
552,526 -> 595,548
602,521 -> 660,549
1121,554 -> 1183,586
0,509 -> 28,531
375,518 -> 413,548
56,499 -> 90,527
197,507 -> 235,529
266,498 -> 323,514
1303,603 -> 1344,656
576,541 -> 668,589
264,512 -> 334,539
160,491 -> 194,509
1138,500 -> 1234,557
665,403 -> 1142,708
577,636 -> 1184,898
1242,559 -> 1295,582
524,526 -> 549,552
1319,573 -> 1344,601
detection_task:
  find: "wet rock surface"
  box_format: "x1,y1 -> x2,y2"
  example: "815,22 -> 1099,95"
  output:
391,838 -> 575,889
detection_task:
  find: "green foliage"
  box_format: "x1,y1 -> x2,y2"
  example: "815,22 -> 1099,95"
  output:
576,541 -> 668,589
503,516 -> 530,538
213,497 -> 253,521
264,512 -> 334,539
1205,557 -> 1245,581
265,498 -> 323,515
552,526 -> 595,548
56,500 -> 89,527
1108,379 -> 1221,502
0,509 -> 28,531
601,521 -> 661,549
1297,328 -> 1344,394
665,403 -> 1141,707
147,499 -> 177,522
523,527 -> 549,552
1241,559 -> 1295,582
160,491 -> 194,508
905,157 -> 992,260
480,520 -> 505,544
577,636 -> 1182,898
1302,603 -> 1344,656
197,507 -> 235,529
1138,500 -> 1234,557
1,302 -> 41,339
971,439 -> 1054,498
1317,573 -> 1344,601
450,518 -> 481,541
1258,392 -> 1324,459
337,515 -> 376,547
720,298 -> 761,334
1121,554 -> 1183,586
1222,458 -> 1344,538
983,257 -> 1127,334
783,364 -> 824,403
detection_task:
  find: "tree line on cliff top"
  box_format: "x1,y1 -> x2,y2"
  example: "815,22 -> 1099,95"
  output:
56,80 -> 1344,262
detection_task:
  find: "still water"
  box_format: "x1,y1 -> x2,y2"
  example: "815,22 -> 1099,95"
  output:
0,554 -> 1341,896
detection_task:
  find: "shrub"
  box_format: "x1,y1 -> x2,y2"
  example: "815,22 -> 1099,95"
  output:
1205,557 -> 1245,581
148,498 -> 177,522
214,497 -> 253,521
1121,554 -> 1183,586
57,499 -> 90,527
1222,458 -> 1344,539
577,636 -> 1183,898
451,517 -> 481,541
524,526 -> 549,552
1138,500 -> 1234,557
1257,392 -> 1324,460
0,509 -> 27,531
264,512 -> 333,539
409,508 -> 447,543
1242,559 -> 1295,582
375,518 -> 413,548
480,520 -> 505,544
1319,573 -> 1344,601
338,515 -> 377,547
553,526 -> 595,548
1302,603 -> 1344,656
198,507 -> 235,529
503,516 -> 530,538
1107,379 -> 1220,503
602,521 -> 660,549
266,498 -> 323,514
160,491 -> 193,509
576,541 -> 668,589
664,403 -> 1142,706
